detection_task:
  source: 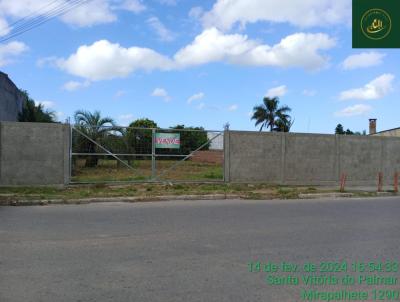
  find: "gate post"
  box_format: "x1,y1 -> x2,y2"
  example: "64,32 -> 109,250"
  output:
223,130 -> 230,183
69,124 -> 73,184
152,128 -> 156,180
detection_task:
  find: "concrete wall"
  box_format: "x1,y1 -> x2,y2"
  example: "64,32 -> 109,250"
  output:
224,131 -> 400,186
0,72 -> 25,122
0,122 -> 70,186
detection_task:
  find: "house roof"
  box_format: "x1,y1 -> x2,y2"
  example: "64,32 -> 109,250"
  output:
375,127 -> 400,134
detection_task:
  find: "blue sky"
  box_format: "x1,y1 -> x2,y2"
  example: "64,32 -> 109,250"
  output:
0,0 -> 398,133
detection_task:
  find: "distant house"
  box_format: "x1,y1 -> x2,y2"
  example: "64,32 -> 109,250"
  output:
373,127 -> 400,137
0,72 -> 26,121
369,119 -> 400,137
207,131 -> 224,150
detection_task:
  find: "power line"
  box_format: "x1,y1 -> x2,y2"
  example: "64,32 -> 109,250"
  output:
0,0 -> 93,43
6,0 -> 64,28
5,0 -> 85,37
6,0 -> 74,34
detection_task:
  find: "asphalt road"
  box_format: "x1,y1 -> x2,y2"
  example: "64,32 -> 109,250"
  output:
1,197 -> 400,302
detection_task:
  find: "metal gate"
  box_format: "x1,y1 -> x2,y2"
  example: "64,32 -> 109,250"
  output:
70,125 -> 224,183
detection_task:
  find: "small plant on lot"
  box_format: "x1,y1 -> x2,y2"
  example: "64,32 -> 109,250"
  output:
277,187 -> 298,199
172,184 -> 185,190
202,172 -> 223,179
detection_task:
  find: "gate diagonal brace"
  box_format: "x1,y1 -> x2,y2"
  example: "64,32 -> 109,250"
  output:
72,126 -> 136,173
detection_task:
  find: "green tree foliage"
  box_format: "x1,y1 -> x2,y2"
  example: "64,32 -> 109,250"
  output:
126,118 -> 158,156
130,118 -> 158,128
18,90 -> 56,123
73,110 -> 121,167
169,125 -> 210,155
335,124 -> 366,136
125,120 -> 209,158
335,124 -> 345,134
274,118 -> 294,132
251,97 -> 292,132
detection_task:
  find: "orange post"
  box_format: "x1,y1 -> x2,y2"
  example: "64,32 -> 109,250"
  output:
394,172 -> 399,193
340,173 -> 347,192
378,172 -> 383,192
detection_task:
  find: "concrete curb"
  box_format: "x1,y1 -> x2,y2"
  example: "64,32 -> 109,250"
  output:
1,192 -> 398,206
1,194 -> 242,206
298,192 -> 354,199
376,191 -> 398,197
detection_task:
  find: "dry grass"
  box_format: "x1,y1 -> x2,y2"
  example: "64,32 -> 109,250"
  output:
72,159 -> 223,182
0,183 -> 342,202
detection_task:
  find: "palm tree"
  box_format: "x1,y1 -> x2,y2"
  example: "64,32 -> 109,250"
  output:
74,110 -> 121,167
251,97 -> 292,132
274,117 -> 294,132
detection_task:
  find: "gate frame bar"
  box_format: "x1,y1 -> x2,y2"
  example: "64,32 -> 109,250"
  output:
69,125 -> 224,184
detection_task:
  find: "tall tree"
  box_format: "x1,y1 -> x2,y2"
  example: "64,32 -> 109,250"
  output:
126,118 -> 158,155
251,97 -> 292,132
169,125 -> 210,155
335,124 -> 365,135
129,118 -> 157,128
73,110 -> 120,167
274,117 -> 294,132
18,90 -> 56,123
335,124 -> 345,135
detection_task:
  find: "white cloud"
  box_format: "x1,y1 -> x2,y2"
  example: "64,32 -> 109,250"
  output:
197,102 -> 205,110
174,27 -> 257,67
339,74 -> 395,101
202,0 -> 351,30
147,17 -> 175,42
61,0 -> 116,27
37,56 -> 58,68
0,0 -> 150,30
151,87 -> 171,101
228,104 -> 238,111
62,80 -> 91,91
189,6 -> 204,19
35,101 -> 55,109
0,41 -> 28,66
302,89 -> 317,96
266,85 -> 287,98
158,0 -> 178,6
117,113 -> 134,125
58,40 -> 173,81
0,1 -> 53,19
187,92 -> 205,104
0,17 -> 10,36
0,0 -> 117,28
341,52 -> 386,70
119,113 -> 134,120
56,29 -> 335,81
55,111 -> 65,121
114,90 -> 126,98
335,104 -> 372,117
151,87 -> 167,97
117,0 -> 146,13
174,28 -> 335,70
